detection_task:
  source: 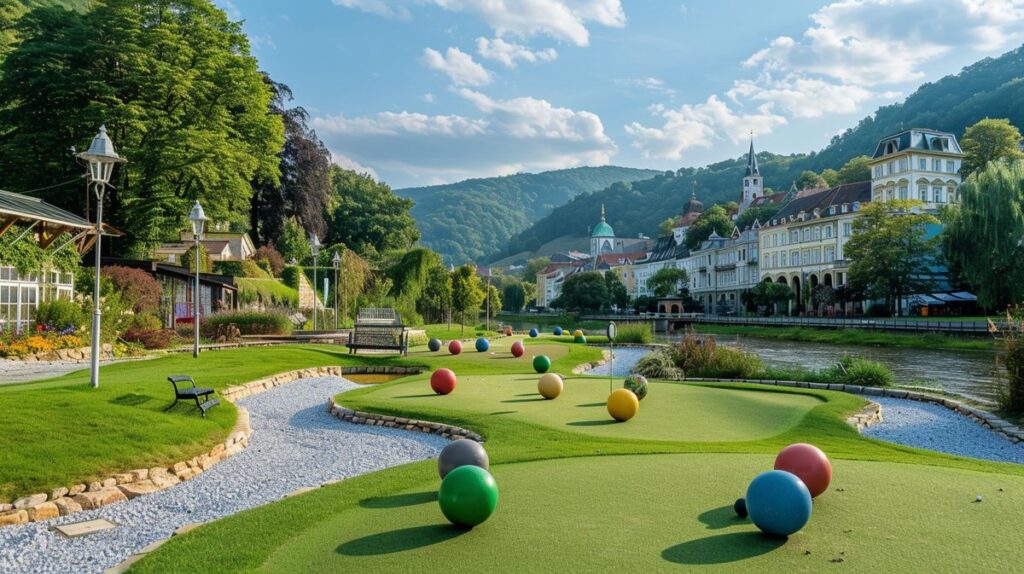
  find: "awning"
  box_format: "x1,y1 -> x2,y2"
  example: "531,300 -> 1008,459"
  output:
910,294 -> 944,305
950,291 -> 978,301
0,189 -> 122,254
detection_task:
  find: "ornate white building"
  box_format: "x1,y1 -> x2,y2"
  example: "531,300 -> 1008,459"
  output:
867,128 -> 963,210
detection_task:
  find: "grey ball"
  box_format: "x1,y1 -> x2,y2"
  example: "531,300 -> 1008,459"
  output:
438,438 -> 489,479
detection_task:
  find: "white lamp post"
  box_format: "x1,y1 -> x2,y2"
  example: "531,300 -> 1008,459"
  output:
332,250 -> 341,330
188,201 -> 207,358
77,126 -> 126,389
310,233 -> 321,331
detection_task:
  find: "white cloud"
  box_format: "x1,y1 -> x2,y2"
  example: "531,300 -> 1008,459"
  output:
624,96 -> 786,160
616,77 -> 675,95
312,91 -> 616,185
420,93 -> 436,103
476,37 -> 557,67
331,0 -> 410,19
430,0 -> 625,46
331,150 -> 379,180
421,47 -> 493,86
727,76 -> 887,119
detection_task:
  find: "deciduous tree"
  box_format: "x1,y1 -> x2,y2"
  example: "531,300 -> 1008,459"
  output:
646,267 -> 688,298
960,118 -> 1024,178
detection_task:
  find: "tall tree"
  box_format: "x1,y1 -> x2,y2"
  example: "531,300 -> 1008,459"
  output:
942,159 -> 1024,311
685,205 -> 734,250
276,219 -> 310,263
845,200 -> 940,316
502,281 -> 526,312
554,271 -> 607,311
326,166 -> 419,260
450,264 -> 484,335
796,170 -> 827,190
657,218 -> 676,237
835,155 -> 872,184
521,257 -> 550,281
604,270 -> 630,310
420,265 -> 451,324
960,118 -> 1024,178
250,80 -> 331,246
0,0 -> 284,256
647,267 -> 688,298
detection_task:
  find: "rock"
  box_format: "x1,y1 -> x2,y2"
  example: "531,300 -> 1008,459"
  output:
130,469 -> 149,481
102,478 -> 117,488
175,467 -> 199,481
0,504 -> 10,513
0,510 -> 28,526
148,470 -> 181,490
53,497 -> 83,516
13,493 -> 48,509
88,481 -> 103,492
68,484 -> 86,496
171,461 -> 189,474
113,473 -> 134,485
49,487 -> 69,501
73,487 -> 127,510
26,502 -> 60,522
118,480 -> 162,499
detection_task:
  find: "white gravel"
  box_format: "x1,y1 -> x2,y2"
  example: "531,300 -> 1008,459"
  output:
863,397 -> 1024,465
0,376 -> 448,574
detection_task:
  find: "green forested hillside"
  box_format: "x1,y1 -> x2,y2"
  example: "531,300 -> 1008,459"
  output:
490,44 -> 1024,263
397,166 -> 660,264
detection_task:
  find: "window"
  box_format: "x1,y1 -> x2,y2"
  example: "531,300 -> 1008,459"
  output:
791,230 -> 799,244
791,250 -> 799,265
919,184 -> 928,202
813,227 -> 821,240
933,158 -> 942,171
918,157 -> 926,170
825,247 -> 835,262
873,166 -> 882,178
898,158 -> 908,172
946,160 -> 955,173
841,204 -> 848,214
842,222 -> 852,237
825,225 -> 833,239
774,253 -> 779,268
899,185 -> 908,200
887,161 -> 894,175
933,186 -> 945,203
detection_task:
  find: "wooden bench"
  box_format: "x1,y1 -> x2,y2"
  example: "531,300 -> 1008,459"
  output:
346,308 -> 409,356
166,375 -> 220,417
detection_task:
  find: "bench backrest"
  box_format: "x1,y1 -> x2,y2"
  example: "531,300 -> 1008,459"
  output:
355,307 -> 403,327
168,375 -> 195,393
351,324 -> 406,346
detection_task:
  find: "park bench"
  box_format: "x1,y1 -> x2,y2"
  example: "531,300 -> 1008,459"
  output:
346,308 -> 409,356
166,375 -> 220,417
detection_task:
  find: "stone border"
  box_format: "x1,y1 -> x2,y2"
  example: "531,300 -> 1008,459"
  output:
572,349 -> 613,374
326,398 -> 483,442
685,377 -> 1024,444
3,343 -> 114,363
0,365 -> 423,529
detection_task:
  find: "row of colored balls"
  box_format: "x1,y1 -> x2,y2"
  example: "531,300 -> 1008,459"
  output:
427,338 -> 501,354
734,443 -> 832,537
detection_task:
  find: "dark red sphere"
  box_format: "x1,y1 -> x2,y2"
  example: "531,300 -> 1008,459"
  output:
774,443 -> 832,498
448,340 -> 462,355
430,368 -> 457,395
511,341 -> 525,358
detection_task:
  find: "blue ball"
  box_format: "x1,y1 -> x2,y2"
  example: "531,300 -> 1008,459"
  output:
746,470 -> 812,537
475,338 -> 490,352
529,328 -> 539,338
553,326 -> 563,336
428,338 -> 442,352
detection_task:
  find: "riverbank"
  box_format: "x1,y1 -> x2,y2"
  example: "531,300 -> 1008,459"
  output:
691,324 -> 994,351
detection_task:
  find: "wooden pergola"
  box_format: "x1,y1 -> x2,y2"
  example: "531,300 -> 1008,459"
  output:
0,189 -> 121,254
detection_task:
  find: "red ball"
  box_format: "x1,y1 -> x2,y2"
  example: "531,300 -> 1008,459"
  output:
430,368 -> 457,395
774,443 -> 832,498
448,340 -> 462,355
511,341 -> 525,358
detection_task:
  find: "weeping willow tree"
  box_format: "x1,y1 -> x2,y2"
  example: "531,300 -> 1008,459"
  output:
336,249 -> 370,325
385,248 -> 443,325
943,160 -> 1024,311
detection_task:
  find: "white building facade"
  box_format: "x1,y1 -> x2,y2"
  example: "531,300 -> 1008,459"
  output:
688,228 -> 760,315
867,129 -> 963,210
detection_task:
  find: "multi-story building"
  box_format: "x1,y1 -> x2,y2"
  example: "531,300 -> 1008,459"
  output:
867,128 -> 963,210
626,235 -> 687,299
758,181 -> 871,314
688,227 -> 760,315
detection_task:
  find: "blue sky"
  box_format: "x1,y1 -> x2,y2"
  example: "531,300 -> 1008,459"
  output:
217,1 -> 1024,188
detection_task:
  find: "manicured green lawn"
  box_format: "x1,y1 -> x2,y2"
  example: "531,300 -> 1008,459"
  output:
0,338 -> 601,501
421,323 -> 497,340
692,325 -> 994,351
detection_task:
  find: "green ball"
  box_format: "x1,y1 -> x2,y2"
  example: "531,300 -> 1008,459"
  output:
438,465 -> 499,528
574,335 -> 587,344
624,374 -> 649,400
533,355 -> 551,373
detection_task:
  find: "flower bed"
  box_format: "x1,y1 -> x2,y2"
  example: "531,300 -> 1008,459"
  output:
0,329 -> 84,359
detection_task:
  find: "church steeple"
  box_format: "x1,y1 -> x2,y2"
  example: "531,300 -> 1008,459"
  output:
745,132 -> 760,176
738,131 -> 763,214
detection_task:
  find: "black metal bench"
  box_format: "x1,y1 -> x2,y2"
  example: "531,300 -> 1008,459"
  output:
166,375 -> 220,417
346,308 -> 409,356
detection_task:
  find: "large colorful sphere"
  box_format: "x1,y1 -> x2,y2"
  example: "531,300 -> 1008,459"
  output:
574,335 -> 587,344
475,338 -> 490,352
438,439 -> 489,479
623,374 -> 649,400
572,329 -> 584,338
533,355 -> 551,373
448,340 -> 462,355
427,338 -> 442,352
537,373 -> 564,399
438,465 -> 499,528
511,341 -> 525,358
746,470 -> 813,537
529,328 -> 539,338
430,368 -> 457,395
606,388 -> 639,422
774,443 -> 832,498
553,326 -> 564,336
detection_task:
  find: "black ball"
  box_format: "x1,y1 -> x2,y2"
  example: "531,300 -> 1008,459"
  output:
734,497 -> 748,519
428,338 -> 442,352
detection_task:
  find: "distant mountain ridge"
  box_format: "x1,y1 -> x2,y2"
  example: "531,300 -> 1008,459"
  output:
488,43 -> 1024,264
396,166 -> 661,264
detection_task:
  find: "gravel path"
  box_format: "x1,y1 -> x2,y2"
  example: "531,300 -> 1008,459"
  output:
0,359 -> 124,385
0,376 -> 448,574
863,397 -> 1024,465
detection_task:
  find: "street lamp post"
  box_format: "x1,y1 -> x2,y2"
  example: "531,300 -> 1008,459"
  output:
188,201 -> 207,358
77,126 -> 126,389
332,250 -> 341,330
310,233 -> 321,331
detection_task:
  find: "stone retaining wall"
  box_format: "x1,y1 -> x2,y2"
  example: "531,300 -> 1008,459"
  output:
326,398 -> 483,442
0,365 -> 425,528
5,343 -> 114,363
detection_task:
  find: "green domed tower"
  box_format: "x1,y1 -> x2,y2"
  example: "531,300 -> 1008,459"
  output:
590,204 -> 616,258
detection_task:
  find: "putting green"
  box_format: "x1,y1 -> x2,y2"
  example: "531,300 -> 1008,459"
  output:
353,374 -> 823,442
405,340 -> 570,366
262,453 -> 1024,573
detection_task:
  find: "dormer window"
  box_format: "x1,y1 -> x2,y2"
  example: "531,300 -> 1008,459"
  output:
930,136 -> 948,151
852,201 -> 861,211
884,140 -> 898,155
841,204 -> 848,213
828,206 -> 836,215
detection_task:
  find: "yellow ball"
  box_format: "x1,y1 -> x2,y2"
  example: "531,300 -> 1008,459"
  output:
537,373 -> 564,400
572,329 -> 584,338
607,388 -> 639,422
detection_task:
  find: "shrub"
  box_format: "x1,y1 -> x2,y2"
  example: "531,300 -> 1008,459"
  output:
123,328 -> 174,350
254,245 -> 286,276
672,333 -> 762,379
213,260 -> 245,277
236,278 -> 299,308
866,303 -> 891,318
103,266 -> 161,313
202,309 -> 293,336
614,322 -> 653,344
130,312 -> 163,331
281,266 -> 301,290
34,299 -> 84,331
996,310 -> 1024,414
836,356 -> 893,387
634,349 -> 683,379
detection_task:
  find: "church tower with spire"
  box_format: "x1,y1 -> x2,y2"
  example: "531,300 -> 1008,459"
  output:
739,133 -> 763,213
